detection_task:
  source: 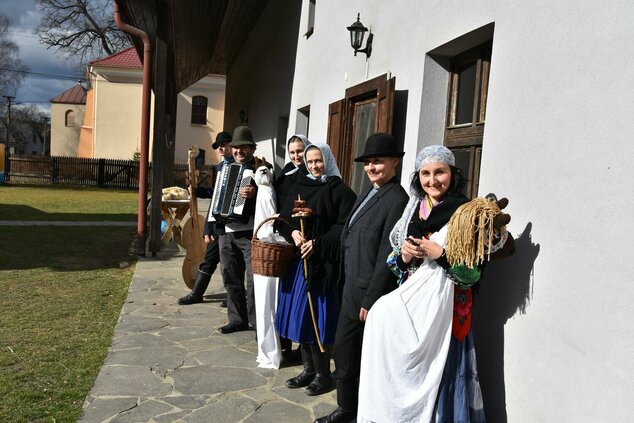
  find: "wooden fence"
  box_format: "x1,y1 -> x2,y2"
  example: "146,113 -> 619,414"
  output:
7,154 -> 215,190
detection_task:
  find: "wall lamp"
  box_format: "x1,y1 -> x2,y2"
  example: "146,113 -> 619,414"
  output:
347,13 -> 373,58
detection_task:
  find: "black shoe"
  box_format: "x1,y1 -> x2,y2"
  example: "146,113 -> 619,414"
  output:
305,375 -> 335,396
178,294 -> 203,305
314,407 -> 357,423
285,370 -> 316,388
219,322 -> 249,334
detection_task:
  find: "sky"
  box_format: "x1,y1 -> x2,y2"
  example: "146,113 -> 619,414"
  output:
2,0 -> 86,113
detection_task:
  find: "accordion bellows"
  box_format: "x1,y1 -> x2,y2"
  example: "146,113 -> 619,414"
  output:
209,163 -> 254,224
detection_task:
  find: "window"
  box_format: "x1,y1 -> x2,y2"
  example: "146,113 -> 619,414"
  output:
328,74 -> 396,194
444,42 -> 492,198
191,96 -> 208,125
305,0 -> 316,38
296,105 -> 310,135
65,110 -> 75,127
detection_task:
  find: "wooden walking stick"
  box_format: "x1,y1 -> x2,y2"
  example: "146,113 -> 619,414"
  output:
292,194 -> 325,353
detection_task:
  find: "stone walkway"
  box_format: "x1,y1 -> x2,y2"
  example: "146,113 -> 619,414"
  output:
79,247 -> 337,423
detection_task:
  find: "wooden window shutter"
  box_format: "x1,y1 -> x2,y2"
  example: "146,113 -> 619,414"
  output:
327,98 -> 346,165
377,76 -> 395,134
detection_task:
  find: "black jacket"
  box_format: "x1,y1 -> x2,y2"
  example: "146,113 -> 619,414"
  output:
278,173 -> 356,292
274,162 -> 308,209
339,177 -> 409,319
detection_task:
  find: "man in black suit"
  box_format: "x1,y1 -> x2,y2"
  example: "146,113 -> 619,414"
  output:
315,133 -> 409,423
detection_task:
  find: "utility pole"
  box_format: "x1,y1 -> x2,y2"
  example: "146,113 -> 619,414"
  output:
3,95 -> 15,146
42,117 -> 49,155
2,95 -> 14,179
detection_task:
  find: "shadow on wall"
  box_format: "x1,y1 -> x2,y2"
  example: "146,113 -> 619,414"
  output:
472,222 -> 540,423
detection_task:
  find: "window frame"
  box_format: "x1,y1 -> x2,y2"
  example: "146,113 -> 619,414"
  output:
444,42 -> 492,198
327,74 -> 395,191
191,95 -> 208,125
65,110 -> 75,127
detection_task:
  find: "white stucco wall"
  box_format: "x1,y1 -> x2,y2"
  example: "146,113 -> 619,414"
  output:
285,0 -> 634,421
224,0 -> 301,172
175,76 -> 226,165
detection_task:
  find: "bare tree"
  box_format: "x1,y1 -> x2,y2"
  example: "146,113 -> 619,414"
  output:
37,0 -> 130,64
0,14 -> 28,97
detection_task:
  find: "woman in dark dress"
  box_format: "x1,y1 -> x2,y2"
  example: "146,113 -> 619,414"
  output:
275,143 -> 356,396
274,134 -> 310,208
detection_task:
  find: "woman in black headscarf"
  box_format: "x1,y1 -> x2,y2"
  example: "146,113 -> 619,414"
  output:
274,134 -> 311,208
275,143 -> 356,396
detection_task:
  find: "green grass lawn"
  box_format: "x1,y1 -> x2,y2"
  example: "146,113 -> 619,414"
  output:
0,185 -> 139,221
0,186 -> 138,422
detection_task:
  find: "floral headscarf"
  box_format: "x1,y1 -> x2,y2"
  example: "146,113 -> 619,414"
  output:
389,145 -> 456,249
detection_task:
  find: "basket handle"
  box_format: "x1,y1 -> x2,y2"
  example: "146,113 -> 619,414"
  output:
253,216 -> 290,241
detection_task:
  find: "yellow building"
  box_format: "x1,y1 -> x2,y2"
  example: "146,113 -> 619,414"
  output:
53,48 -> 226,164
50,83 -> 86,157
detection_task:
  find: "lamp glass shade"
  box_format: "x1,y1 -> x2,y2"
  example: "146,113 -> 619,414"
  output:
352,29 -> 365,50
347,14 -> 368,51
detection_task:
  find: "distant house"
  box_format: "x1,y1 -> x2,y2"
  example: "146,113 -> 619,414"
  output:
50,82 -> 86,157
75,47 -> 226,164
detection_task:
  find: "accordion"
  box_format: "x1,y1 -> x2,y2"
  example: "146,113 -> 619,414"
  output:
208,162 -> 254,223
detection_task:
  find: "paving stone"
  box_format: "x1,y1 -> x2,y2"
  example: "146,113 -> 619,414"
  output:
176,337 -> 225,352
116,316 -> 169,333
271,384 -> 335,406
182,396 -> 259,423
129,303 -> 180,316
172,366 -> 267,395
159,326 -> 214,342
110,399 -> 174,423
79,397 -> 139,422
121,300 -> 145,314
241,386 -> 280,403
164,314 -> 221,329
244,399 -> 312,423
312,401 -> 339,420
90,365 -> 173,396
154,409 -> 192,423
81,248 -> 337,422
111,333 -> 177,349
193,346 -> 259,368
108,346 -> 188,368
157,395 -> 210,410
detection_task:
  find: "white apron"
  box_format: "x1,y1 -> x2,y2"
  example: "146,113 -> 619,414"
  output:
358,226 -> 454,423
253,184 -> 282,369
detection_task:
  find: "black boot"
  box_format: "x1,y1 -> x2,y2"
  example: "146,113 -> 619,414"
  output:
314,407 -> 356,423
285,343 -> 315,388
178,270 -> 211,305
314,379 -> 358,422
306,346 -> 335,396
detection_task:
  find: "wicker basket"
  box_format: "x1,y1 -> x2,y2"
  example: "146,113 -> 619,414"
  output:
252,216 -> 295,277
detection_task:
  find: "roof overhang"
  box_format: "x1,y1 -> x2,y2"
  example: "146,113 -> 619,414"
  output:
116,0 -> 268,93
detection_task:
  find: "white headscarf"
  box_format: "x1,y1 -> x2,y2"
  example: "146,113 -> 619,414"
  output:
285,134 -> 311,176
304,143 -> 341,181
389,145 -> 456,249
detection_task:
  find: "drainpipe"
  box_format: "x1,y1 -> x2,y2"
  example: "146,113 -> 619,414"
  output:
114,0 -> 151,256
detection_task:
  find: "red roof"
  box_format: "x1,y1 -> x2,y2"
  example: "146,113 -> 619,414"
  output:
89,47 -> 142,69
50,83 -> 87,104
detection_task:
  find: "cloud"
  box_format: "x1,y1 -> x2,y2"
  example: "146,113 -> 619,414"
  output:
3,1 -> 81,112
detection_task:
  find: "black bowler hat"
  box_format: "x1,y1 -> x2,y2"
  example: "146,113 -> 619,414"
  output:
212,131 -> 232,149
353,133 -> 405,162
229,126 -> 256,147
